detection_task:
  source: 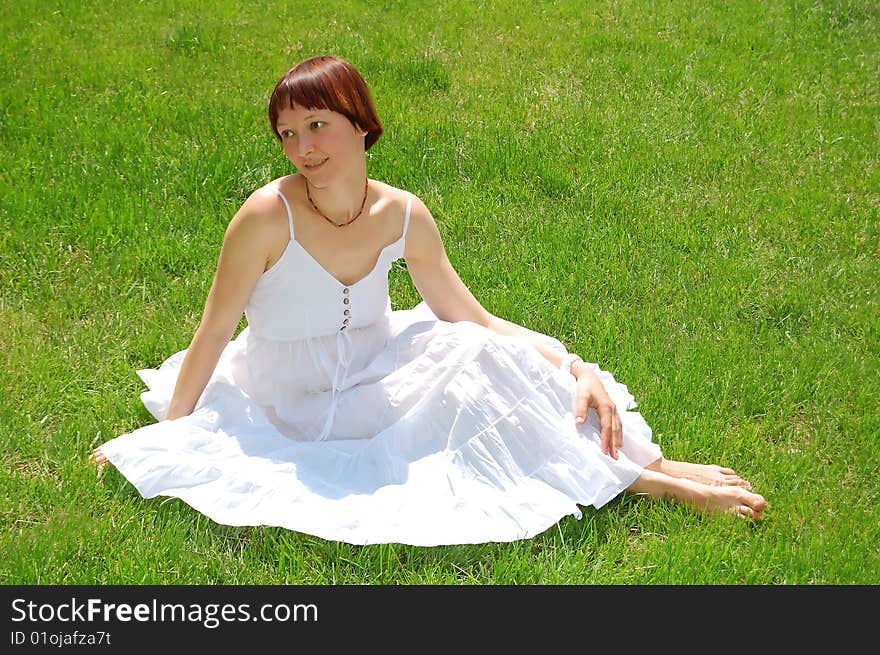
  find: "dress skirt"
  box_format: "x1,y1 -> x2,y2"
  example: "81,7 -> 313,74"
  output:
99,302 -> 662,546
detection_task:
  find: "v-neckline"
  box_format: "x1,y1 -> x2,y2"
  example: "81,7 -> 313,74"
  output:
269,183 -> 409,288
292,235 -> 403,288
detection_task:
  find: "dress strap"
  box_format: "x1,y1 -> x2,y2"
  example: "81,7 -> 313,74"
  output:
274,187 -> 295,239
401,192 -> 413,239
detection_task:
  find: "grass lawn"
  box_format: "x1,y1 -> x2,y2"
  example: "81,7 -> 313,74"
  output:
1,0 -> 877,584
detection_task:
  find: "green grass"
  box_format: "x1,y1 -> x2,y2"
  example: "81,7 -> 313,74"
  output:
1,0 -> 877,584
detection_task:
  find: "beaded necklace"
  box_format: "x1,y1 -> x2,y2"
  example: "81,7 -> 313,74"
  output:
305,178 -> 369,228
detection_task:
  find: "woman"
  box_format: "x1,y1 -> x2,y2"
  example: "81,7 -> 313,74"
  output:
92,56 -> 766,546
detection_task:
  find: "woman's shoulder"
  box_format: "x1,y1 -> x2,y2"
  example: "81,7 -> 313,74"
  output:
369,179 -> 404,208
370,180 -> 431,222
245,175 -> 294,208
224,177 -> 292,241
239,176 -> 296,218
367,183 -> 441,261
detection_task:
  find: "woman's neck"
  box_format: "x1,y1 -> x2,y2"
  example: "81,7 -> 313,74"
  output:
303,165 -> 369,224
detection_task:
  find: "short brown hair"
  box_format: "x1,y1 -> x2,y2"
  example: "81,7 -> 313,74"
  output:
268,56 -> 383,150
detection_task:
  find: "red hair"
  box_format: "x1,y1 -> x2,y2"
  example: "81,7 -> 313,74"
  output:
268,56 -> 383,150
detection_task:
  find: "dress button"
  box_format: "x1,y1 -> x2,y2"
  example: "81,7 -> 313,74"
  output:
344,309 -> 351,316
343,288 -> 350,295
343,297 -> 350,305
343,318 -> 350,325
340,325 -> 347,331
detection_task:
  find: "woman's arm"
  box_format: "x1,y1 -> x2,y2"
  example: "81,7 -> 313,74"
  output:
404,194 -> 623,458
164,190 -> 277,419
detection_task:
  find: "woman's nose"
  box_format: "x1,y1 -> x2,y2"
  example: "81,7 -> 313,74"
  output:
297,134 -> 315,157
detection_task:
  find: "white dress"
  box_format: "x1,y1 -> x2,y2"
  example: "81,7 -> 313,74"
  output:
98,186 -> 663,546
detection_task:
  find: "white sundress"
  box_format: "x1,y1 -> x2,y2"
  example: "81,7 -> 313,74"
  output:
97,186 -> 663,546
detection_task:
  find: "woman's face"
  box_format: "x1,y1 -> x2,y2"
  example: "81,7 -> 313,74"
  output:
276,104 -> 367,187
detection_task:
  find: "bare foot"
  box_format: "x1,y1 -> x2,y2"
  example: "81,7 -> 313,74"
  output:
89,447 -> 108,466
629,469 -> 768,520
681,479 -> 768,520
649,458 -> 753,491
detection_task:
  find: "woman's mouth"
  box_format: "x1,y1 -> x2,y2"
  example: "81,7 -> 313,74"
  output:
303,158 -> 328,171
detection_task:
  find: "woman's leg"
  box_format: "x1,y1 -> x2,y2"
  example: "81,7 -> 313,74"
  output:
628,463 -> 767,520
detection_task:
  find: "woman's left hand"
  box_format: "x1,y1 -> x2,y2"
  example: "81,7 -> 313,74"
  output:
572,362 -> 622,459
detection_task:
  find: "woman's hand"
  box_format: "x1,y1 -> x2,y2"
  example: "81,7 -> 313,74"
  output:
572,362 -> 622,459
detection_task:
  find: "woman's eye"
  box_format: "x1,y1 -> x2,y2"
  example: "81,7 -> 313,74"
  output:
311,121 -> 326,129
280,130 -> 294,139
